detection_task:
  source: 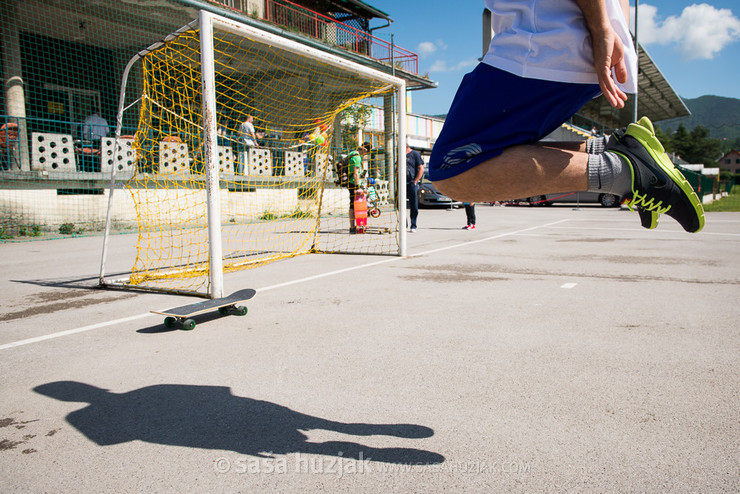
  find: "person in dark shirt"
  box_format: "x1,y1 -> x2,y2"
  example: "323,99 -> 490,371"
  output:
406,144 -> 424,232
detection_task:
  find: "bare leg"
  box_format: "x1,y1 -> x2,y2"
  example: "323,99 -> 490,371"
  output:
434,142 -> 589,202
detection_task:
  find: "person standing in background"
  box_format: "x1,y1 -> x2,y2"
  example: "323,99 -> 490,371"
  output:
406,144 -> 424,232
462,203 -> 476,230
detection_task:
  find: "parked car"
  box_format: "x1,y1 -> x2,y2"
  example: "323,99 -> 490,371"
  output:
518,191 -> 622,208
417,178 -> 463,208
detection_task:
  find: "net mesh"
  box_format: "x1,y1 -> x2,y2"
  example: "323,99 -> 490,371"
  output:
119,24 -> 399,294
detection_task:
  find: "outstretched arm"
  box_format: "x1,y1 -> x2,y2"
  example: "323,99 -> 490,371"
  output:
575,0 -> 629,109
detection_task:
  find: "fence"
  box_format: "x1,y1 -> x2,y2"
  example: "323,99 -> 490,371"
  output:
0,114 -> 396,241
677,165 -> 724,203
209,0 -> 418,73
0,0 -> 415,242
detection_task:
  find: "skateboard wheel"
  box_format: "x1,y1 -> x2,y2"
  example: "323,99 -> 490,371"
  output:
236,306 -> 248,316
182,319 -> 196,331
218,306 -> 230,315
164,317 -> 176,328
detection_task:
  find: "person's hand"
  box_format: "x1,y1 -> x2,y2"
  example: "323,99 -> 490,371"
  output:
576,0 -> 629,109
591,25 -> 628,109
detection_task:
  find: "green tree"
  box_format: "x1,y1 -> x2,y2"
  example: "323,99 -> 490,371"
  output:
669,123 -> 722,166
654,125 -> 672,151
721,136 -> 740,154
339,104 -> 372,151
669,123 -> 689,157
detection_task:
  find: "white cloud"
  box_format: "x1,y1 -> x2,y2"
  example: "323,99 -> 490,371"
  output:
429,60 -> 448,72
429,58 -> 478,73
417,39 -> 449,58
434,39 -> 448,51
417,41 -> 438,57
633,3 -> 740,60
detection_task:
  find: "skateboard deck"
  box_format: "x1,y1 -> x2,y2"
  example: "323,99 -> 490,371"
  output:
151,288 -> 256,330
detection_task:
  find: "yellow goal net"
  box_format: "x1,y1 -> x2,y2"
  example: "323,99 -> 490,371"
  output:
100,11 -> 406,297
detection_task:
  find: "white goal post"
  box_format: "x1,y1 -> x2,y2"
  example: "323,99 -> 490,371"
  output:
99,10 -> 408,298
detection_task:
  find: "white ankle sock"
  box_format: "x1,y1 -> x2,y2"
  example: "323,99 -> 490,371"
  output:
585,136 -> 607,154
587,151 -> 632,197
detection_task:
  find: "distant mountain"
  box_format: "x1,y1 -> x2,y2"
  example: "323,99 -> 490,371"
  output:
659,95 -> 740,142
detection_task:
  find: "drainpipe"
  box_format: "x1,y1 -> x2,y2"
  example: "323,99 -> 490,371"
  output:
369,18 -> 392,35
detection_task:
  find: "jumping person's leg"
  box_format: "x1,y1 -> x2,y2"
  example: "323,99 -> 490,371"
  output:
435,143 -> 589,203
430,64 -> 601,201
430,64 -> 704,233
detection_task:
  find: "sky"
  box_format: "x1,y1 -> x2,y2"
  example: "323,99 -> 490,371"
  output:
366,0 -> 740,116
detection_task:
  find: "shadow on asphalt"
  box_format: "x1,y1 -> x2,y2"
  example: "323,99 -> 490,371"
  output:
33,381 -> 445,465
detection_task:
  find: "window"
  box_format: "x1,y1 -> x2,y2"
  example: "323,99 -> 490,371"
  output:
43,84 -> 101,139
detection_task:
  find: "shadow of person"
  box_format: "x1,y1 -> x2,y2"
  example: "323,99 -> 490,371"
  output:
34,381 -> 444,465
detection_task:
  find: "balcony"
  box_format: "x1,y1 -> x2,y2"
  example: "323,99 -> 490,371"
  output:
208,0 -> 418,74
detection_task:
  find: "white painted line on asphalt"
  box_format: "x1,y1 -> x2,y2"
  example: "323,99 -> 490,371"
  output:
0,313 -> 155,351
561,283 -> 578,289
1,218 -> 571,351
550,225 -> 740,237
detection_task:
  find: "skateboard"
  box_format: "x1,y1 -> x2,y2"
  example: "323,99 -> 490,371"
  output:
354,189 -> 368,233
151,288 -> 256,330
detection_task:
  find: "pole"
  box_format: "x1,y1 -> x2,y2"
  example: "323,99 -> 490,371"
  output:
200,10 -> 225,298
633,0 -> 639,123
397,83 -> 407,257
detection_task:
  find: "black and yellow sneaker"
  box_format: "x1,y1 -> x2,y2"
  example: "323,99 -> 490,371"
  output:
607,117 -> 705,233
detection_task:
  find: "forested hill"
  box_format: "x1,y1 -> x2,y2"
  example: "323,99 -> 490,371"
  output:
659,95 -> 740,142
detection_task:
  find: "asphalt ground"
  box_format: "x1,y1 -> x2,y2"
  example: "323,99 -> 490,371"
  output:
1,205 -> 738,492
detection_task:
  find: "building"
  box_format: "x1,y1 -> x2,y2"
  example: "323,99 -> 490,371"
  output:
0,0 -> 434,172
718,150 -> 740,174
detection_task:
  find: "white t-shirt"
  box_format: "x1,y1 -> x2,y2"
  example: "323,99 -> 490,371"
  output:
239,120 -> 257,146
482,0 -> 637,93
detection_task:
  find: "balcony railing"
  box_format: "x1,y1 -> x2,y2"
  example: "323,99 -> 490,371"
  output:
208,0 -> 418,74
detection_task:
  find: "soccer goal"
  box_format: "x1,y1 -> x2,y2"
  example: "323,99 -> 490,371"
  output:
99,10 -> 407,298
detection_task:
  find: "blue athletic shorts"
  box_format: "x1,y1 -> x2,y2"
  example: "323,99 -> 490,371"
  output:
428,63 -> 601,181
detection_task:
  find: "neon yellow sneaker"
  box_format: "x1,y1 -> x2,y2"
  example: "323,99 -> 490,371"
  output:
608,117 -> 705,233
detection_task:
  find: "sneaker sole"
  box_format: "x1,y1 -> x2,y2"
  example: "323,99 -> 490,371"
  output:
639,210 -> 659,230
624,121 -> 705,233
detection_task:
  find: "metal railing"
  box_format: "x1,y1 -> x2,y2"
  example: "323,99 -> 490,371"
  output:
208,0 -> 418,74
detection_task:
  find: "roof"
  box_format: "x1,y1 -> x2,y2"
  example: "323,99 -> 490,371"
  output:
633,44 -> 690,122
344,0 -> 391,20
297,0 -> 392,22
579,43 -> 690,129
718,149 -> 740,162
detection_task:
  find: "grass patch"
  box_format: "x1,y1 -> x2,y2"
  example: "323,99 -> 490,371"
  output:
704,186 -> 740,212
285,208 -> 313,219
259,209 -> 315,221
19,225 -> 42,237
